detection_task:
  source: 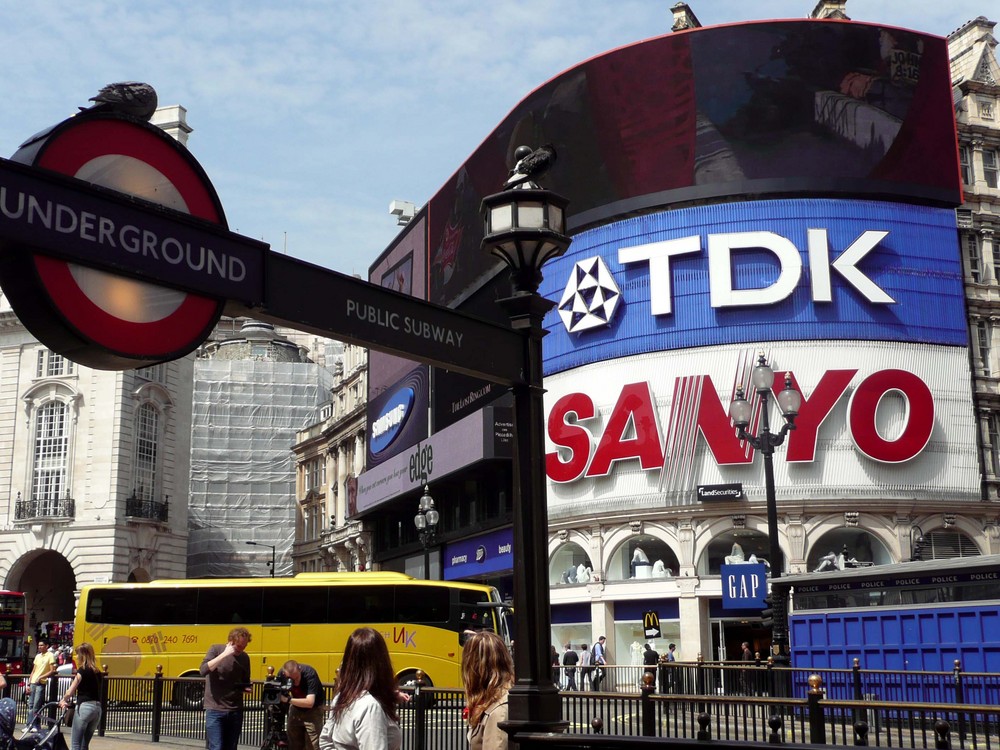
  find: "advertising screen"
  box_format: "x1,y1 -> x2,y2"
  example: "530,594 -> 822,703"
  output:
538,199 -> 966,375
425,21 -> 960,307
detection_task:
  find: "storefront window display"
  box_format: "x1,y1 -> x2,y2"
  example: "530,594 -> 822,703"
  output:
549,542 -> 594,585
607,535 -> 678,581
699,531 -> 779,575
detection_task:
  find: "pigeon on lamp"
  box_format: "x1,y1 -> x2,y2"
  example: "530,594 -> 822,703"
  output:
79,82 -> 158,122
505,144 -> 557,187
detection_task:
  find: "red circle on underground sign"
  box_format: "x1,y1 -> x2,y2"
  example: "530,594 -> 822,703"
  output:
16,115 -> 225,366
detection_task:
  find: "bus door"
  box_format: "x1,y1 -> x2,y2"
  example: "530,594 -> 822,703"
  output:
258,625 -> 289,679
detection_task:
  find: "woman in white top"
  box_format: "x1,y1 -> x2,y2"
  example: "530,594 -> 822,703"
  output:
319,628 -> 401,750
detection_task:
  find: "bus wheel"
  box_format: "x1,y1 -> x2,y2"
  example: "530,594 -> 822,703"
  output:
174,678 -> 205,710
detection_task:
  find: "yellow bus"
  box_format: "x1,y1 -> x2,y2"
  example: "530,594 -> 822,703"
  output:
74,571 -> 509,707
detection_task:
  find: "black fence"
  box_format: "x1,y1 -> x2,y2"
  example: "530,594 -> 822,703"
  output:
2,663 -> 998,750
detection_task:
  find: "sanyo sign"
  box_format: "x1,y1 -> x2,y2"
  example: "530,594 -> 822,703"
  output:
546,366 -> 936,484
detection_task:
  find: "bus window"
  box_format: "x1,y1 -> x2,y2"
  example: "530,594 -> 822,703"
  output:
137,590 -> 197,625
197,588 -> 263,624
395,586 -> 448,625
331,586 -> 394,623
263,587 -> 328,624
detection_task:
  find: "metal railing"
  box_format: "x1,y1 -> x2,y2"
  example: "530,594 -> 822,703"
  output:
2,665 -> 998,749
13,496 -> 74,521
124,495 -> 169,522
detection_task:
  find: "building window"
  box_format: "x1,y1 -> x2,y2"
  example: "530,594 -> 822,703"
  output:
985,149 -> 999,189
135,364 -> 166,383
305,457 -> 325,492
33,401 -> 69,502
966,233 -> 983,282
989,413 -> 1000,478
36,350 -> 73,378
960,145 -> 972,185
134,403 -> 160,502
977,320 -> 992,376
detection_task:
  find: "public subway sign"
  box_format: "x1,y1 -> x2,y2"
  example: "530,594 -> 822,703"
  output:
547,367 -> 934,483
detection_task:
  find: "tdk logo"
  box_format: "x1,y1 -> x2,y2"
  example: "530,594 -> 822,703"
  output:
558,229 -> 893,334
619,229 -> 893,314
558,256 -> 621,333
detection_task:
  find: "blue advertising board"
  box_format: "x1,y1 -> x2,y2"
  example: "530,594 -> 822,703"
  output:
443,528 -> 513,580
540,199 -> 966,376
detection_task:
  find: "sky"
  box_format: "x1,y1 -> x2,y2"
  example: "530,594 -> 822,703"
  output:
2,1 -> 993,277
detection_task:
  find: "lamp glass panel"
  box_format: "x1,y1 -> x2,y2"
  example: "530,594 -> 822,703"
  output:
516,202 -> 545,229
414,513 -> 427,530
490,204 -> 513,233
751,362 -> 774,391
549,204 -> 564,233
426,508 -> 440,527
777,387 -> 802,416
729,398 -> 752,427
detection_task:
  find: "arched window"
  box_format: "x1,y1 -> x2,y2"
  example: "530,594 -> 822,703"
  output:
134,403 -> 160,502
607,534 -> 679,581
33,401 -> 69,504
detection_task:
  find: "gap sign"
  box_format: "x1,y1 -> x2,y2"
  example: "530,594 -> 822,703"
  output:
722,563 -> 768,609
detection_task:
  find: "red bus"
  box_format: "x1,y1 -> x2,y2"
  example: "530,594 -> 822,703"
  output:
0,591 -> 26,674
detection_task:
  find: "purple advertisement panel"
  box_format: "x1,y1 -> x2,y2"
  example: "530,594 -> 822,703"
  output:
367,214 -> 429,467
425,20 -> 959,307
444,528 -> 514,580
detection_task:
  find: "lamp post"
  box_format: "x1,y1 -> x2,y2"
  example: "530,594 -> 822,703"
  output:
245,541 -> 276,578
481,144 -> 570,734
728,351 -> 801,666
413,484 -> 439,579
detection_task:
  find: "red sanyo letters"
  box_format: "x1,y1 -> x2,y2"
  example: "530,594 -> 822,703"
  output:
545,368 -> 934,483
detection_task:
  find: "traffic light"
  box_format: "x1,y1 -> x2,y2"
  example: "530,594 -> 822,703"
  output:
760,594 -> 774,629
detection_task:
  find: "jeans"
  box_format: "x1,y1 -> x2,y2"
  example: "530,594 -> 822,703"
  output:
70,701 -> 102,750
206,709 -> 244,750
28,683 -> 47,728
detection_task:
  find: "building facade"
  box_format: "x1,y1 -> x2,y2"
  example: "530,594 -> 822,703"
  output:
357,9 -> 999,673
952,17 -> 1000,501
291,342 -> 369,573
0,294 -> 193,627
187,319 -> 334,578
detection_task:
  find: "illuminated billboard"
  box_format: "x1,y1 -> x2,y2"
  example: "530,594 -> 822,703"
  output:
425,20 -> 960,307
538,199 -> 967,374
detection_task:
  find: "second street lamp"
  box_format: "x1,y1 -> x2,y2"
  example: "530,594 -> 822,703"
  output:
728,351 -> 801,667
245,540 -> 276,578
413,484 -> 439,579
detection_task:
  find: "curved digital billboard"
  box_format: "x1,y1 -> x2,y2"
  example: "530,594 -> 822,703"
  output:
426,20 -> 960,306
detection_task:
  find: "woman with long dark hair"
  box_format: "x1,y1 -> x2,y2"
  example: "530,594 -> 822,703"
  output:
319,627 -> 400,750
462,631 -> 514,750
59,642 -> 103,750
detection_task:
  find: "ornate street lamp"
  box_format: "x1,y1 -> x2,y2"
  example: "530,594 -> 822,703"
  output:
245,540 -> 276,578
481,144 -> 571,734
728,351 -> 801,667
413,484 -> 439,579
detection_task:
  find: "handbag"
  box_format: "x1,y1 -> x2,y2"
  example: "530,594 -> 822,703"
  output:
64,701 -> 75,728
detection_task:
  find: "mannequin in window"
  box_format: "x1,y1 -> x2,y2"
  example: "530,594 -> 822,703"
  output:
725,543 -> 745,565
576,564 -> 592,583
651,560 -> 671,578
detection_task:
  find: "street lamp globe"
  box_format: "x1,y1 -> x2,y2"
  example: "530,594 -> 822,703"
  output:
777,374 -> 802,418
751,352 -> 775,392
729,385 -> 752,429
